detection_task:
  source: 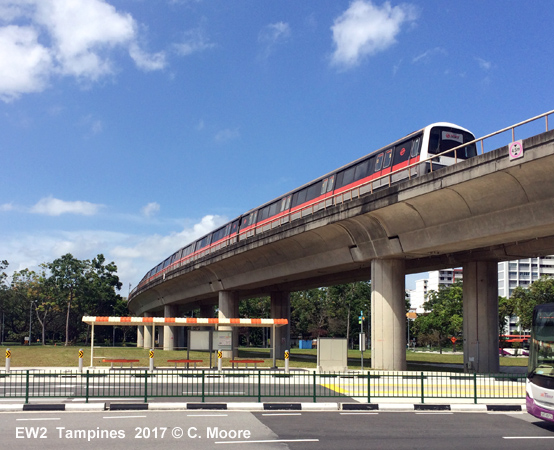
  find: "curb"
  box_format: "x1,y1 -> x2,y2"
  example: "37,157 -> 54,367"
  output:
0,402 -> 526,413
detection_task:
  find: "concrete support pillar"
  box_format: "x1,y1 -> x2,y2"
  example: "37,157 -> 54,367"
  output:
270,291 -> 291,359
137,325 -> 144,348
143,312 -> 152,349
371,258 -> 407,371
164,304 -> 177,351
218,291 -> 239,358
463,261 -> 499,373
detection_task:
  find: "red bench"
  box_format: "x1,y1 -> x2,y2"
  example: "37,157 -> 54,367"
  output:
102,359 -> 140,369
167,359 -> 203,369
230,359 -> 264,369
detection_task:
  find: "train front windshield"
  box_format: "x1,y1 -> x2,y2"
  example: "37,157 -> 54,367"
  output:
528,305 -> 554,378
428,127 -> 477,160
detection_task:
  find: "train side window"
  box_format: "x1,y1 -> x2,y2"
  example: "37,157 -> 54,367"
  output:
321,178 -> 328,195
283,195 -> 291,210
292,188 -> 307,207
258,205 -> 270,222
306,181 -> 322,202
342,166 -> 356,186
230,220 -> 240,234
410,137 -> 421,157
393,142 -> 411,165
326,175 -> 335,192
383,149 -> 393,168
269,201 -> 280,217
374,153 -> 384,171
354,160 -> 370,181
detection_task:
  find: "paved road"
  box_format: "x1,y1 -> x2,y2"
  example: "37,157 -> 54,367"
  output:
1,409 -> 553,450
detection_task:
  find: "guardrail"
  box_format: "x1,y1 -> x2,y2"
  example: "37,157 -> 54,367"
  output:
131,109 -> 554,298
0,369 -> 525,404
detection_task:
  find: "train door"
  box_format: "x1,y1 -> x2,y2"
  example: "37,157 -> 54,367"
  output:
373,148 -> 393,189
320,175 -> 335,207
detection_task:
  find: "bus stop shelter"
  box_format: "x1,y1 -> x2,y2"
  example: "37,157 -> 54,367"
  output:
81,316 -> 289,368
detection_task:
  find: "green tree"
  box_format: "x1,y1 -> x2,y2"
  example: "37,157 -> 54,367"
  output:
291,288 -> 330,338
47,253 -> 122,345
498,295 -> 515,344
511,276 -> 554,331
413,281 -> 463,353
327,282 -> 371,345
239,296 -> 270,347
48,254 -> 86,346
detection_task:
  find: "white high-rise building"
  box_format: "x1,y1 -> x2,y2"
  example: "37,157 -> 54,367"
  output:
498,256 -> 554,298
409,269 -> 462,313
498,256 -> 554,333
408,257 -> 554,332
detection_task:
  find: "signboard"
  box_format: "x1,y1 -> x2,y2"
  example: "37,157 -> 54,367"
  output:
213,331 -> 233,351
189,330 -> 211,351
509,140 -> 524,160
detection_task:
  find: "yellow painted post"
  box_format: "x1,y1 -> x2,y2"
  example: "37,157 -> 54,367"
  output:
149,348 -> 154,372
217,350 -> 223,372
5,348 -> 11,373
284,349 -> 290,373
78,348 -> 84,372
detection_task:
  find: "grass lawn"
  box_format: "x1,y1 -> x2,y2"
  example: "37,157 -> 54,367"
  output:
1,345 -> 528,370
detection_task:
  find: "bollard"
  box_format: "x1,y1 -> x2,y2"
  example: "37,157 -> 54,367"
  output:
149,348 -> 154,372
217,350 -> 223,372
78,348 -> 84,372
284,349 -> 290,373
5,348 -> 11,373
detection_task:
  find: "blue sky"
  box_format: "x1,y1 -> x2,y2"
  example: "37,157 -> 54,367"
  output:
1,0 -> 553,295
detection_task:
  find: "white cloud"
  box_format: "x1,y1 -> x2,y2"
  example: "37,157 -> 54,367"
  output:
215,128 -> 240,143
1,203 -> 14,211
141,202 -> 160,218
0,214 -> 228,296
0,0 -> 166,101
412,47 -> 447,64
476,57 -> 492,71
330,0 -> 418,70
129,42 -> 166,71
258,22 -> 291,59
173,27 -> 216,56
0,25 -> 52,101
30,196 -> 104,216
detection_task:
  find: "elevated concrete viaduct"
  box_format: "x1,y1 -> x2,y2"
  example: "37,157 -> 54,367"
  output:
129,128 -> 554,373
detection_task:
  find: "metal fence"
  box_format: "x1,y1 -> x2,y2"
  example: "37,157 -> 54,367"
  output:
0,369 -> 526,404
